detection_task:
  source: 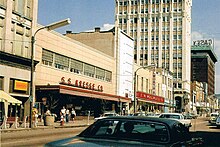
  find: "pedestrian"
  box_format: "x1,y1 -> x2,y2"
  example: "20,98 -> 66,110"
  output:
71,108 -> 76,121
66,109 -> 70,123
61,106 -> 66,122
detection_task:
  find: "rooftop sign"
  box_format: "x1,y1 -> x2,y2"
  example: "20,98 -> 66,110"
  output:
193,39 -> 212,47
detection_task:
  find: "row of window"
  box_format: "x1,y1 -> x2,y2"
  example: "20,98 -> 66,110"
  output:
119,16 -> 182,24
119,0 -> 182,6
139,45 -> 182,50
42,49 -> 112,82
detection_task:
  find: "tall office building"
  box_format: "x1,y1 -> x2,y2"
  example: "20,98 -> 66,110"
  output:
191,40 -> 218,96
115,0 -> 192,112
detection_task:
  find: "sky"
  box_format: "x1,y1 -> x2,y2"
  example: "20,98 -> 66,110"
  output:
38,0 -> 220,93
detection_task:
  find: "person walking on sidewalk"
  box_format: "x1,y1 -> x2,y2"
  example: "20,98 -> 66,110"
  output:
61,106 -> 66,122
66,109 -> 70,123
71,108 -> 76,121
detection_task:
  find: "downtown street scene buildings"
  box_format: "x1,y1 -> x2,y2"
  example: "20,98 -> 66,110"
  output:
0,0 -> 219,128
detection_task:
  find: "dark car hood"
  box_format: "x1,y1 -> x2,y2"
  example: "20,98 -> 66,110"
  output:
45,136 -> 166,147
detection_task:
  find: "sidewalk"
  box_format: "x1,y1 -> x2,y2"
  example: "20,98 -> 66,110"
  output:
0,118 -> 94,133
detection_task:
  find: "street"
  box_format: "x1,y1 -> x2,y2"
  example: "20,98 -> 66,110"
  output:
0,127 -> 87,147
1,117 -> 220,147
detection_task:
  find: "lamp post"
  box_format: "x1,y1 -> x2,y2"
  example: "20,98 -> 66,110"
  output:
133,64 -> 155,113
29,18 -> 71,128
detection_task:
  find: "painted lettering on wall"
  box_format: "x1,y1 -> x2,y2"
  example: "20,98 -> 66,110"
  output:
59,77 -> 103,92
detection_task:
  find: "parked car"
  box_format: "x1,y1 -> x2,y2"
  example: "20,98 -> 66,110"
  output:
45,116 -> 203,147
146,112 -> 161,117
183,113 -> 198,119
94,112 -> 119,122
209,112 -> 219,125
132,112 -> 147,116
216,115 -> 220,128
159,113 -> 192,128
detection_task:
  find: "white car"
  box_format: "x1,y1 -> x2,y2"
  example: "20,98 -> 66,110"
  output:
94,112 -> 119,122
159,113 -> 192,128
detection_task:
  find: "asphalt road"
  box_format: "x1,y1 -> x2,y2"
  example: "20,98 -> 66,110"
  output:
1,117 -> 220,147
190,117 -> 220,147
0,127 -> 87,147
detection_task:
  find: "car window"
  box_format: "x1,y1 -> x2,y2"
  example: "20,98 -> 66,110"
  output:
160,114 -> 180,119
82,119 -> 169,143
211,114 -> 218,117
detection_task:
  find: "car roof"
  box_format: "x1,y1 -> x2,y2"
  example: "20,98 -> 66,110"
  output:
101,116 -> 181,126
160,113 -> 182,115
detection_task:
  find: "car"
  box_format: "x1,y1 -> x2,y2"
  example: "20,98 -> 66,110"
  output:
183,113 -> 198,119
94,112 -> 119,122
132,112 -> 147,116
146,112 -> 160,117
216,115 -> 220,128
209,112 -> 219,124
159,113 -> 192,128
45,116 -> 203,147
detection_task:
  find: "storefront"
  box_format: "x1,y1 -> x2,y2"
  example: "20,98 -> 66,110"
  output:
36,84 -> 131,119
136,91 -> 165,113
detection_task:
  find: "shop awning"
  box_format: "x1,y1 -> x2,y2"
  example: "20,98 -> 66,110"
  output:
0,90 -> 22,105
36,85 -> 131,103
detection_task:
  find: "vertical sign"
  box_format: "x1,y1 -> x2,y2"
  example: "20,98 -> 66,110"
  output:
152,66 -> 156,95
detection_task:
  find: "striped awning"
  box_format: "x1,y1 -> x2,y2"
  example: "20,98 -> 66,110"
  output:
0,90 -> 22,105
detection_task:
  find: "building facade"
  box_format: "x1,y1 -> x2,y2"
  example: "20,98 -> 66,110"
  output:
191,40 -> 218,96
115,0 -> 192,112
65,27 -> 173,113
0,0 -> 38,118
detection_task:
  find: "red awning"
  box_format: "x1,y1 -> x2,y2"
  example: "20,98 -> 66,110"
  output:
36,85 -> 131,103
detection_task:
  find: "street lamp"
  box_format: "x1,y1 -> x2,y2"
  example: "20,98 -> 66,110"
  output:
133,64 -> 155,113
29,18 -> 71,128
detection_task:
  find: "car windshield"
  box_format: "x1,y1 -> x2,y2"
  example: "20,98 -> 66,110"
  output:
79,119 -> 170,143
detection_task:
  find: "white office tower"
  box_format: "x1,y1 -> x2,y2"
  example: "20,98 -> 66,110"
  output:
115,0 -> 192,112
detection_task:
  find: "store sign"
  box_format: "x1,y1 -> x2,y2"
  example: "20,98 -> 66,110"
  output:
136,91 -> 164,103
14,80 -> 28,91
59,77 -> 103,92
193,39 -> 212,46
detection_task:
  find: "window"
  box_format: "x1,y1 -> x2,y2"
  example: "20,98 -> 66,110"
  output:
96,67 -> 105,80
84,64 -> 95,77
0,77 -> 3,90
42,49 -> 53,66
17,0 -> 25,15
105,71 -> 112,82
70,59 -> 83,74
0,17 -> 4,50
26,0 -> 32,18
15,33 -> 23,56
55,54 -> 69,70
